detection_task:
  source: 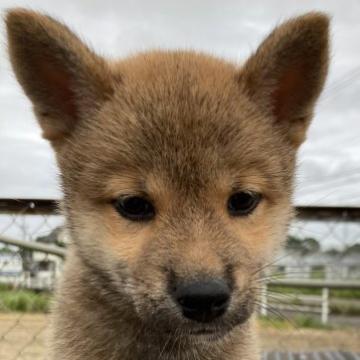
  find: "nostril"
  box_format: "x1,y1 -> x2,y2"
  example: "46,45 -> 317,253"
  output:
174,279 -> 230,323
212,295 -> 229,310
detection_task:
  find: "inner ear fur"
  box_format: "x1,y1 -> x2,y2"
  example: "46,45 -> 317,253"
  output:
239,12 -> 330,147
6,8 -> 114,142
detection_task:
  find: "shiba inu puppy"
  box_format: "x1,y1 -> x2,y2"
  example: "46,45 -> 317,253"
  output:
6,9 -> 329,360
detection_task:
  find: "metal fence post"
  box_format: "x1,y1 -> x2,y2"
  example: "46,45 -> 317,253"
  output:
321,287 -> 329,324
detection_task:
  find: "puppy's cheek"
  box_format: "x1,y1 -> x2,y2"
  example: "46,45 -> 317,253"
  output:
231,201 -> 292,262
76,206 -> 149,265
74,207 -> 173,316
228,202 -> 289,317
230,295 -> 256,326
70,209 -> 143,277
227,274 -> 259,324
259,202 -> 294,258
103,235 -> 170,316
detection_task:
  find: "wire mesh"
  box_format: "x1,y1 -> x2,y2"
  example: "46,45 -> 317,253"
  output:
0,200 -> 359,359
0,200 -> 63,360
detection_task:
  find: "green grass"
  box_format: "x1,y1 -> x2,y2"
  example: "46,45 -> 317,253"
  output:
269,285 -> 360,298
259,315 -> 331,329
0,287 -> 51,312
331,289 -> 360,298
330,302 -> 360,316
292,315 -> 330,329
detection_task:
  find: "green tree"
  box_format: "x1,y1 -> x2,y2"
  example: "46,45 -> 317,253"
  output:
285,235 -> 320,254
302,237 -> 320,254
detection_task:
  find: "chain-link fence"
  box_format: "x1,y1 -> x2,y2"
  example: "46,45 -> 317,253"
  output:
0,200 -> 64,360
0,199 -> 359,359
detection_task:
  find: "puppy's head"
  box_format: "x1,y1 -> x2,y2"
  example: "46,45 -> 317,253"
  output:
6,9 -> 329,341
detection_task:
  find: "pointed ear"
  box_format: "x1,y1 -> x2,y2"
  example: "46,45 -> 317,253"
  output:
239,12 -> 330,147
6,9 -> 114,143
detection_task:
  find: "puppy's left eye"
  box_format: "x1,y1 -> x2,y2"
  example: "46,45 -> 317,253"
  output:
113,196 -> 155,221
227,191 -> 262,216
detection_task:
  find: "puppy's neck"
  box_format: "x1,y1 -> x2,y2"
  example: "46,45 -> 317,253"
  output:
50,249 -> 259,360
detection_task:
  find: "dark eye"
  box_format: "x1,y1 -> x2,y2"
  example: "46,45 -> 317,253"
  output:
113,196 -> 155,221
227,191 -> 262,216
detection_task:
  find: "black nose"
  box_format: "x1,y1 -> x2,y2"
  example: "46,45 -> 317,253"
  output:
174,279 -> 230,323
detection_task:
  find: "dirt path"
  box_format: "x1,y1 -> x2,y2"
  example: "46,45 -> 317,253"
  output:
0,313 -> 48,360
0,314 -> 359,360
259,326 -> 360,352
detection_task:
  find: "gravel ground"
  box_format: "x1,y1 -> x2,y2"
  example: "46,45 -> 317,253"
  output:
1,314 -> 359,360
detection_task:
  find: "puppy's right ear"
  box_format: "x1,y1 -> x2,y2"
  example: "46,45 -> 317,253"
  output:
238,12 -> 329,147
6,9 -> 114,143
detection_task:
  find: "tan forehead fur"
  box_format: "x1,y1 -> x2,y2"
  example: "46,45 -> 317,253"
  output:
58,50 -> 292,203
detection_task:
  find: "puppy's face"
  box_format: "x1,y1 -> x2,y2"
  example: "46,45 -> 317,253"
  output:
60,54 -> 296,336
6,10 -> 329,341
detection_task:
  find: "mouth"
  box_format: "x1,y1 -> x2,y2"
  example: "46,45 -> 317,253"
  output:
186,327 -> 232,342
164,325 -> 230,339
190,328 -> 218,335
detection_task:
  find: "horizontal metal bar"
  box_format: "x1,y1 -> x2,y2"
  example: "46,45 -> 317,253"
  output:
268,278 -> 360,289
0,235 -> 66,258
0,199 -> 59,214
296,206 -> 360,221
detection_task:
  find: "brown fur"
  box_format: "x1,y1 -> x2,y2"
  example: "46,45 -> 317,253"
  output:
6,9 -> 329,360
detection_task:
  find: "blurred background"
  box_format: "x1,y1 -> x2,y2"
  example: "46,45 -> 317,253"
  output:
0,1 -> 359,359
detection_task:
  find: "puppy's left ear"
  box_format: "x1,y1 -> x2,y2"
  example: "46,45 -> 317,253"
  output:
239,12 -> 330,147
5,9 -> 114,144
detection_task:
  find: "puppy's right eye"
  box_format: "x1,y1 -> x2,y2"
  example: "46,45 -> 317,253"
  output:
113,196 -> 155,221
227,191 -> 261,217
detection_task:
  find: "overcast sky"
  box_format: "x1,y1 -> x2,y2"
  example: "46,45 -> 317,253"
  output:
0,0 -> 359,206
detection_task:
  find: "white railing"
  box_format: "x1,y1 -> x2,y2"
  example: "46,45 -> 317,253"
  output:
263,279 -> 360,324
